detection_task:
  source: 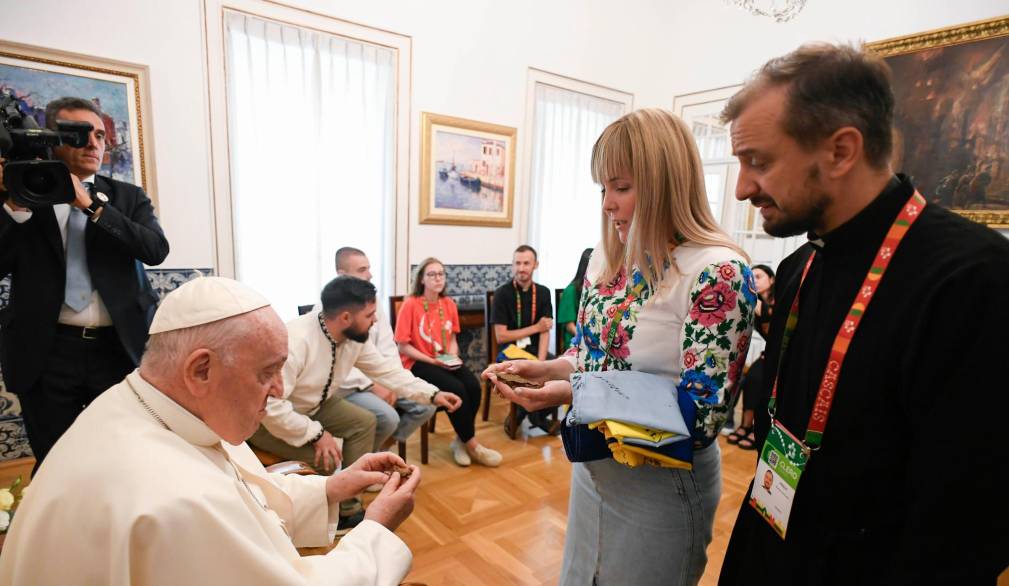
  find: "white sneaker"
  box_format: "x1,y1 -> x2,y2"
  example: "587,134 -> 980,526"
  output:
470,445 -> 502,467
450,438 -> 471,467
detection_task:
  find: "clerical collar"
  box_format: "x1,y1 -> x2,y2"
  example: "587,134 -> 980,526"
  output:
806,175 -> 910,254
126,369 -> 222,447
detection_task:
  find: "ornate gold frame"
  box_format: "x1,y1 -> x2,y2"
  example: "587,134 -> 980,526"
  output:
868,15 -> 1009,228
0,40 -> 158,210
419,112 -> 516,228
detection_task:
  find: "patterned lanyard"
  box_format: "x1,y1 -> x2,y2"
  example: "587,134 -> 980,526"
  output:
514,280 -> 536,328
769,191 -> 926,452
316,312 -> 338,407
422,298 -> 448,351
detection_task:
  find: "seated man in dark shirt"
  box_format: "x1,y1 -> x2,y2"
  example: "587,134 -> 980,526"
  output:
490,245 -> 557,435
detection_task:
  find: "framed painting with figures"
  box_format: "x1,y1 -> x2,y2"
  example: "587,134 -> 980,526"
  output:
419,112 -> 516,228
0,40 -> 157,209
869,15 -> 1009,228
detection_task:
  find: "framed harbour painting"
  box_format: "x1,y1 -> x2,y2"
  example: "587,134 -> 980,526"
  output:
869,15 -> 1009,228
0,41 -> 158,209
419,112 -> 516,227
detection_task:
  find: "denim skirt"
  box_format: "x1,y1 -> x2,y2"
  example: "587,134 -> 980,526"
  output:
559,441 -> 721,585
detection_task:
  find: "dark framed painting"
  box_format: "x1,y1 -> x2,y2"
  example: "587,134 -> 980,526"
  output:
869,15 -> 1009,228
0,41 -> 157,209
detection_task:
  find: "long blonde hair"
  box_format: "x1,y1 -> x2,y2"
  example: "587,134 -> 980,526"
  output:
590,108 -> 747,290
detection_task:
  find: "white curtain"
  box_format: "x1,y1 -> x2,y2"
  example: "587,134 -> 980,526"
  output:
225,11 -> 396,320
527,84 -> 625,294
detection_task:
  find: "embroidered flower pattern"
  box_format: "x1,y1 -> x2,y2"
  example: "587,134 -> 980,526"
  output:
679,260 -> 756,441
689,281 -> 737,327
573,266 -> 650,371
570,258 -> 756,445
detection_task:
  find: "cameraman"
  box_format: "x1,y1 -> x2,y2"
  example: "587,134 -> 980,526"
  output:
0,97 -> 169,470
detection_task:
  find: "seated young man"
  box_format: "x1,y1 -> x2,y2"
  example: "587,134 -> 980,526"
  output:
490,245 -> 558,435
335,247 -> 437,454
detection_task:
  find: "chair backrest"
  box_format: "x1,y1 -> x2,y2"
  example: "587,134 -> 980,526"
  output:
555,288 -> 565,356
297,304 -> 315,316
388,295 -> 405,331
484,290 -> 498,365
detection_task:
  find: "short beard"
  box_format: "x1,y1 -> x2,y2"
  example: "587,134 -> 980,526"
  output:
763,165 -> 830,238
344,326 -> 370,344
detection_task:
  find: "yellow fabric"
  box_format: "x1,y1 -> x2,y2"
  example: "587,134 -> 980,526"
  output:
502,344 -> 538,361
597,419 -> 681,444
590,420 -> 693,471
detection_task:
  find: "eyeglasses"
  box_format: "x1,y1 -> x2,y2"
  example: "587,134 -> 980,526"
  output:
424,271 -> 446,279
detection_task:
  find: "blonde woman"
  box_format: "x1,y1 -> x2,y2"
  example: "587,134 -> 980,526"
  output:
486,109 -> 756,585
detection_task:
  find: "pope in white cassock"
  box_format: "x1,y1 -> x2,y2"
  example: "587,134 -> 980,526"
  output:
0,277 -> 420,585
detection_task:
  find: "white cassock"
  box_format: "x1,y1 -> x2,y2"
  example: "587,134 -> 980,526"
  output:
0,370 -> 412,585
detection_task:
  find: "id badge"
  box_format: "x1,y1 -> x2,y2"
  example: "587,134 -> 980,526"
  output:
516,336 -> 531,349
749,420 -> 808,539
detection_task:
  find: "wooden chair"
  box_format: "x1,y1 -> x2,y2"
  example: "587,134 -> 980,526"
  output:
389,295 -> 432,465
482,290 -> 498,422
486,289 -> 528,438
555,288 -> 566,356
250,445 -> 316,476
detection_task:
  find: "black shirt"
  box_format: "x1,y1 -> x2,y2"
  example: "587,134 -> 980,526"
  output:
490,281 -> 553,356
720,175 -> 1009,585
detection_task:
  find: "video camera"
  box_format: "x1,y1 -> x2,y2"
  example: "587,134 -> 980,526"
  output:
0,90 -> 93,208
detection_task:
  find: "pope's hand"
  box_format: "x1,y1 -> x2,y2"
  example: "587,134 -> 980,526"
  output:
325,452 -> 409,505
364,465 -> 421,532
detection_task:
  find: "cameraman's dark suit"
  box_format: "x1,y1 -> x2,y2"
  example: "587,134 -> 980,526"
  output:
0,174 -> 169,466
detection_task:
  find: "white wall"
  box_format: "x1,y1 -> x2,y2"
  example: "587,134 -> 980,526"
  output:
2,0 -> 1005,274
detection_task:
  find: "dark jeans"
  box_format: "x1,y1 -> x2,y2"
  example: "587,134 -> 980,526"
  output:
410,362 -> 482,442
20,326 -> 135,473
500,351 -> 557,432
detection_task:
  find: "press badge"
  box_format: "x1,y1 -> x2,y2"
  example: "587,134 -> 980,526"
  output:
749,421 -> 808,539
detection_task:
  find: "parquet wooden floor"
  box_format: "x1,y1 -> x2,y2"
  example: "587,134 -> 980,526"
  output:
383,393 -> 758,586
5,396 -> 1009,584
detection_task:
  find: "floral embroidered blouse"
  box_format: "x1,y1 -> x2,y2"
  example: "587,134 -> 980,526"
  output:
564,243 -> 756,446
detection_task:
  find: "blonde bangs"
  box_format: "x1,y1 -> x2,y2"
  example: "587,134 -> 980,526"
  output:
590,122 -> 633,186
591,108 -> 749,293
590,121 -> 633,287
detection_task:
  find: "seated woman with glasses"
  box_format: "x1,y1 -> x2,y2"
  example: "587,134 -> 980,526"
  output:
394,258 -> 502,468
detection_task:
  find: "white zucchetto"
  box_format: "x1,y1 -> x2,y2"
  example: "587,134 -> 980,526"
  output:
149,277 -> 271,334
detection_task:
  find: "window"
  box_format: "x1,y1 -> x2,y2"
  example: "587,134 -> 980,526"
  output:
525,72 -> 631,295
205,1 -> 410,321
675,87 -> 804,271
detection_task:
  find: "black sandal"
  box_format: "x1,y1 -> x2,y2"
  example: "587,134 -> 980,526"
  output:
727,426 -> 751,445
737,431 -> 758,450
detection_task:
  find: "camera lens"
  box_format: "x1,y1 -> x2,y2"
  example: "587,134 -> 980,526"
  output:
3,160 -> 76,208
23,167 -> 56,196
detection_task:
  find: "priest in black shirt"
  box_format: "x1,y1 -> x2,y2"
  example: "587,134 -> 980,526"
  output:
718,43 -> 1009,585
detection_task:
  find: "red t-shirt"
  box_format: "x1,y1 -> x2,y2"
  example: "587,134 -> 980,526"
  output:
394,295 -> 461,369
